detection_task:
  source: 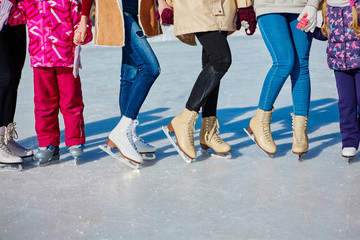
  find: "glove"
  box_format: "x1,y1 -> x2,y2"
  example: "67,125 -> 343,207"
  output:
296,13 -> 309,29
297,5 -> 317,33
237,6 -> 257,36
0,0 -> 13,31
73,46 -> 82,78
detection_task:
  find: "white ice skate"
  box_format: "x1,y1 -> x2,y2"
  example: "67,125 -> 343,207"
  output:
5,123 -> 33,159
243,128 -> 274,158
162,125 -> 193,163
100,116 -> 143,169
342,147 -> 356,164
132,119 -> 156,160
0,126 -> 23,171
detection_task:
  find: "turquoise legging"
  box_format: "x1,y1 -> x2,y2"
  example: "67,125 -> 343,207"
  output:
257,13 -> 313,116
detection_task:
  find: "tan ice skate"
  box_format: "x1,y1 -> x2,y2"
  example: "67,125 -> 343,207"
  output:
163,108 -> 199,163
199,116 -> 231,158
291,113 -> 308,160
245,108 -> 276,158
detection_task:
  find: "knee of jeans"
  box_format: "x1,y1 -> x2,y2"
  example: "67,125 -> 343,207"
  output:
141,64 -> 160,80
212,55 -> 232,73
274,58 -> 296,76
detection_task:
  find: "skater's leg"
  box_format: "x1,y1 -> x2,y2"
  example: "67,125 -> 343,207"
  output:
334,70 -> 359,150
257,14 -> 296,111
186,31 -> 231,112
56,67 -> 85,147
0,25 -> 26,126
33,67 -> 60,147
288,14 -> 312,117
119,48 -> 138,117
120,12 -> 160,120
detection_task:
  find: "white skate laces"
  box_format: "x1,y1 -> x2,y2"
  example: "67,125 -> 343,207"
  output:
260,112 -> 272,143
291,114 -> 308,143
132,119 -> 148,146
205,118 -> 223,144
187,113 -> 197,146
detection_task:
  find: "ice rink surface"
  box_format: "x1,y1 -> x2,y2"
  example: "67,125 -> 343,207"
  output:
1,31 -> 359,239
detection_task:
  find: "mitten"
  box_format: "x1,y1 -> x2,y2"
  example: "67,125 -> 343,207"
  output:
297,5 -> 317,33
237,6 -> 257,36
0,0 -> 13,31
161,8 -> 173,25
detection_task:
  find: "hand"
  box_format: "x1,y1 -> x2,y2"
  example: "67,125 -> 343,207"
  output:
297,6 -> 317,33
237,6 -> 257,35
296,13 -> 309,29
74,16 -> 88,45
157,0 -> 173,25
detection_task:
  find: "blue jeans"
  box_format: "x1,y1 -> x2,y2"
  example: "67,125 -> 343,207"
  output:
257,13 -> 312,116
119,12 -> 160,119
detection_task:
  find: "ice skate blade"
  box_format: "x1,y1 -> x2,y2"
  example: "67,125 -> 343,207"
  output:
141,153 -> 156,160
0,163 -> 22,171
38,157 -> 60,167
200,149 -> 232,159
98,145 -> 141,170
162,125 -> 193,163
343,155 -> 356,164
243,128 -> 274,158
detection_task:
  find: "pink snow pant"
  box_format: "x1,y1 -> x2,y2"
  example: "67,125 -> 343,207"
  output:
33,67 -> 85,147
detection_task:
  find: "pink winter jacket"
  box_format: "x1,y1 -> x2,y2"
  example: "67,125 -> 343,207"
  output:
8,0 -> 92,68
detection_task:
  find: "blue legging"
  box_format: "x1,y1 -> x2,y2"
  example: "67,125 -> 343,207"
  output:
257,13 -> 312,116
119,12 -> 160,119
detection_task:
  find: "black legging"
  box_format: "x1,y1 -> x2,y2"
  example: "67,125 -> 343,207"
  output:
0,24 -> 26,126
185,31 -> 231,117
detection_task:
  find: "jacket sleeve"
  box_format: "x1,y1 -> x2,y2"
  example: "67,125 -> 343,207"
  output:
236,0 -> 253,8
306,0 -> 321,8
308,26 -> 328,41
72,0 -> 93,45
7,0 -> 26,26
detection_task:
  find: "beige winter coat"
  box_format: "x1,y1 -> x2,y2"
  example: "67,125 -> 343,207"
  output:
166,0 -> 253,46
94,0 -> 162,46
251,0 -> 322,17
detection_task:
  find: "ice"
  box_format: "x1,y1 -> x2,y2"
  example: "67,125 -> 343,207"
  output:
1,28 -> 360,239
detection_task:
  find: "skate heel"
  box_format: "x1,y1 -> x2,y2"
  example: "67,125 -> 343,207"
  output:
167,123 -> 174,133
248,126 -> 253,135
106,139 -> 117,149
200,143 -> 209,150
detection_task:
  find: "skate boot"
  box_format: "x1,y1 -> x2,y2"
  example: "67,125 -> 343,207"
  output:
342,147 -> 356,159
0,126 -> 23,171
247,108 -> 276,157
35,145 -> 60,166
199,116 -> 231,158
5,122 -> 33,158
166,108 -> 199,161
107,116 -> 143,165
291,113 -> 308,160
132,119 -> 156,160
69,144 -> 84,161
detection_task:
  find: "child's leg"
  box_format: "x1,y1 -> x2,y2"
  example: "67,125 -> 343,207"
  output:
33,67 -> 60,147
55,67 -> 85,146
334,70 -> 359,149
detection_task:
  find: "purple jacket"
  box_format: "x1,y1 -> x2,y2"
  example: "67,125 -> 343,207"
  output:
326,5 -> 360,70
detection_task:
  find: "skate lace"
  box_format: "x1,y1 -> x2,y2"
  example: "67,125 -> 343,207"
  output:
206,119 -> 224,144
125,123 -> 138,151
131,120 -> 148,145
187,113 -> 197,145
5,123 -> 18,144
260,112 -> 272,143
291,113 -> 307,143
0,136 -> 14,157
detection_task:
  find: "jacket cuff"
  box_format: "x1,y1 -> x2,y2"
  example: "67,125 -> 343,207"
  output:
306,0 -> 321,8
